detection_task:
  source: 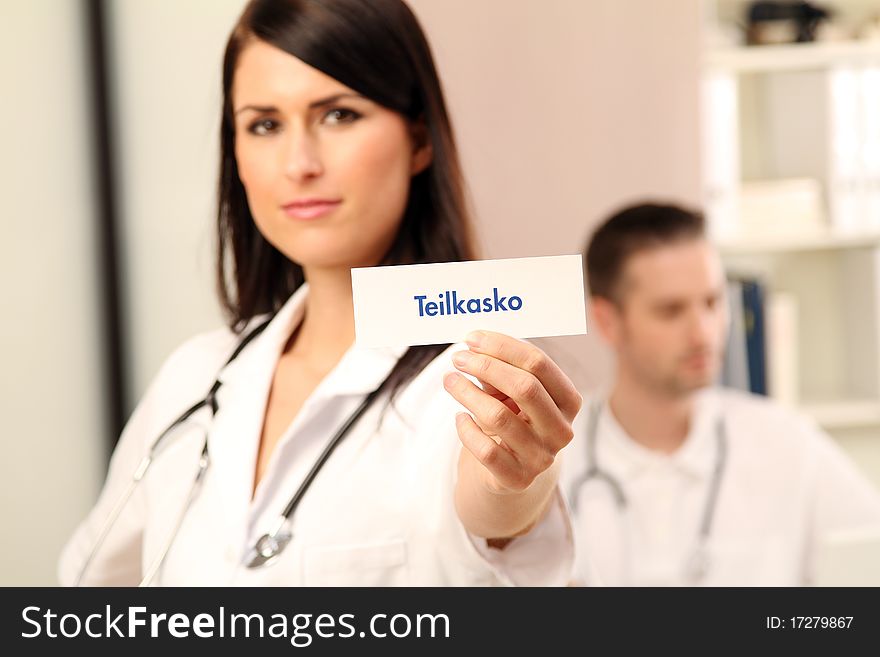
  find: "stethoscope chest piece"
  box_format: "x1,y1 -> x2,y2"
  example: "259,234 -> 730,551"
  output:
246,530 -> 293,568
75,314 -> 401,585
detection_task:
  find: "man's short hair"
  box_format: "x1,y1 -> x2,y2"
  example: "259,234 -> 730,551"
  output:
584,202 -> 706,302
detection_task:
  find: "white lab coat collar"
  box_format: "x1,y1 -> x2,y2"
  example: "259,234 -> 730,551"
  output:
217,282 -> 407,399
598,386 -> 721,481
201,282 -> 407,550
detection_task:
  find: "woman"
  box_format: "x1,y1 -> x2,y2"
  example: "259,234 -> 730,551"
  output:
59,0 -> 581,586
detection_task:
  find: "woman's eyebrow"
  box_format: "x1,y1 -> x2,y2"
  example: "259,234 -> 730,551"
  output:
234,93 -> 365,116
307,92 -> 365,108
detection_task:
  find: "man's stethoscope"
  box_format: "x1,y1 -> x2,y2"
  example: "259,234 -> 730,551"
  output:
567,399 -> 728,585
75,315 -> 397,587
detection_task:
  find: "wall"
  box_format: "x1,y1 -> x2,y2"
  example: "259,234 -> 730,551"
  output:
408,0 -> 704,391
1,0 -> 106,585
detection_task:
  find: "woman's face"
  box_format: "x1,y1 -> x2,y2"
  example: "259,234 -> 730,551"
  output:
232,39 -> 431,270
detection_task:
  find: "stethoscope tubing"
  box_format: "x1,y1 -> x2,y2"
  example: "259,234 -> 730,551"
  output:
569,398 -> 727,584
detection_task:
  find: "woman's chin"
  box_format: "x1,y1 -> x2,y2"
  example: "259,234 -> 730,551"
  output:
287,250 -> 382,273
281,237 -> 394,272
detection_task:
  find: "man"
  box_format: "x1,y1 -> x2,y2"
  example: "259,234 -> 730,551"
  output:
562,202 -> 880,586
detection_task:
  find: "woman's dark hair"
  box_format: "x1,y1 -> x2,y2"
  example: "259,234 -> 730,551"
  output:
216,0 -> 478,403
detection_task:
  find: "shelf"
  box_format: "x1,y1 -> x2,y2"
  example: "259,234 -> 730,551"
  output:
705,40 -> 880,73
717,230 -> 880,254
799,400 -> 880,429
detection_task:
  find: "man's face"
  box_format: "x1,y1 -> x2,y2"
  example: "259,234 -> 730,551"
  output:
596,239 -> 729,396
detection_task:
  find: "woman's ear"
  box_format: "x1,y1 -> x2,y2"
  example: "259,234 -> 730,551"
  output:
409,118 -> 433,175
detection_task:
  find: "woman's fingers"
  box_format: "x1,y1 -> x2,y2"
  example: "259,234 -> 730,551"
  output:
444,371 -> 552,470
451,349 -> 571,453
443,332 -> 582,493
464,331 -> 582,421
454,412 -> 536,492
478,379 -> 521,415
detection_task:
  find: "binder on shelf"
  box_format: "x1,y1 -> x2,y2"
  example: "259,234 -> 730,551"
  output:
702,71 -> 740,241
861,67 -> 880,232
721,276 -> 768,396
742,278 -> 767,396
766,292 -> 799,407
721,278 -> 750,391
827,67 -> 864,235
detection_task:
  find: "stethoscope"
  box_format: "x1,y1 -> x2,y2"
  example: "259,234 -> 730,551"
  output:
568,399 -> 728,585
75,315 -> 397,586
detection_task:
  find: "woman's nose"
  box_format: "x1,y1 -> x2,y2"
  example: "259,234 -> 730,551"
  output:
283,130 -> 324,181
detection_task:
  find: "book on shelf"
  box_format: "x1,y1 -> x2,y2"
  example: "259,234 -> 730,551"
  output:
828,67 -> 862,234
766,292 -> 798,407
862,66 -> 880,232
721,278 -> 750,391
742,279 -> 767,396
828,65 -> 880,234
722,276 -> 799,403
737,177 -> 824,239
702,70 -> 740,241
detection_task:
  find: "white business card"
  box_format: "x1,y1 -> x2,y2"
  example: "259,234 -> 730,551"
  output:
351,255 -> 587,348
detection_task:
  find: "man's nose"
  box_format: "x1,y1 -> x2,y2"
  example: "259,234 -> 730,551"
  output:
688,305 -> 719,346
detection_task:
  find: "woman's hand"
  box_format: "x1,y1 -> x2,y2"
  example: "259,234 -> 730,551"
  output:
444,330 -> 582,539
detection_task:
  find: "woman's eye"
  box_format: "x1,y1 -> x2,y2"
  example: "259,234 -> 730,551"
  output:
323,108 -> 360,125
247,118 -> 279,136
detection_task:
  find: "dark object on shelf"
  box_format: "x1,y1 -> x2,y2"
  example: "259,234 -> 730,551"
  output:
741,279 -> 767,396
746,1 -> 833,45
721,277 -> 767,397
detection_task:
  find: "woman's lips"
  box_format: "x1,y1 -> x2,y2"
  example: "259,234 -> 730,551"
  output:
281,199 -> 341,220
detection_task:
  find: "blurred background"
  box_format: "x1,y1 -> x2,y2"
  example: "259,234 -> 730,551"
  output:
1,0 -> 878,585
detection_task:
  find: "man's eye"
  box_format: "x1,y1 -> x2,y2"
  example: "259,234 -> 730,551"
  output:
658,305 -> 683,318
247,118 -> 279,136
323,108 -> 361,125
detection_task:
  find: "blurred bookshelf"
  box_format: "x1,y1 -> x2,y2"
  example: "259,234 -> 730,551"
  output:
802,399 -> 880,429
706,39 -> 880,73
717,229 -> 880,253
702,2 -> 880,431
